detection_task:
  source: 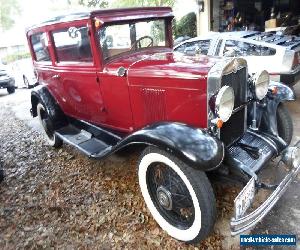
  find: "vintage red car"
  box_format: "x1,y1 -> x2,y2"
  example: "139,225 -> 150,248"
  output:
26,7 -> 300,243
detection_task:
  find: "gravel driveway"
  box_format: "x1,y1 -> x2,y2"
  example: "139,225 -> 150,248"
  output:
0,87 -> 299,249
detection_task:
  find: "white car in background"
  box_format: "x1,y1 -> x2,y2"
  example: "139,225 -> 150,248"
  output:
10,58 -> 37,88
174,31 -> 300,85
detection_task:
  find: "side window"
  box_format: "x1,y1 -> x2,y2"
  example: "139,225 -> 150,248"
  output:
99,23 -> 131,60
52,26 -> 92,62
194,40 -> 210,55
223,40 -> 276,57
176,40 -> 211,56
31,32 -> 50,62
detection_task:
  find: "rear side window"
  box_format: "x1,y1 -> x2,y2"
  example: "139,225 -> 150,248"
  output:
52,26 -> 92,62
223,40 -> 276,57
31,32 -> 50,62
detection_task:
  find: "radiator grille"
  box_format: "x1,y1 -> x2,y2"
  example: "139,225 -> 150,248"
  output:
142,88 -> 166,123
220,67 -> 247,145
221,67 -> 247,108
220,108 -> 246,146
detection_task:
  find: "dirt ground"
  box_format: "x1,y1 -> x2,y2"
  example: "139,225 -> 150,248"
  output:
0,86 -> 299,249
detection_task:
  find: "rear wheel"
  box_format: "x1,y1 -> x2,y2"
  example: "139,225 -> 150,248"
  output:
277,103 -> 293,145
7,86 -> 15,94
138,146 -> 216,243
37,103 -> 63,148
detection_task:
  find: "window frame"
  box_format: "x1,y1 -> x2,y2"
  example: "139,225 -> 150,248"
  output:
30,32 -> 52,64
49,21 -> 95,67
97,17 -> 171,64
176,39 -> 212,56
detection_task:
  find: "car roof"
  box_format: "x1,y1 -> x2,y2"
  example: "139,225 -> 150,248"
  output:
27,7 -> 173,31
217,31 -> 260,38
218,31 -> 300,50
178,31 -> 300,51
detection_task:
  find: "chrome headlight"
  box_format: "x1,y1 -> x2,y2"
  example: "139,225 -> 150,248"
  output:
215,86 -> 235,122
253,70 -> 270,100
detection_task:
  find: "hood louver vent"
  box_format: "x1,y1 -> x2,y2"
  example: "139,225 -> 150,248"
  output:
142,88 -> 166,123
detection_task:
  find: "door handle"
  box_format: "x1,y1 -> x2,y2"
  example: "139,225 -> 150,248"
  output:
52,74 -> 60,79
117,67 -> 127,77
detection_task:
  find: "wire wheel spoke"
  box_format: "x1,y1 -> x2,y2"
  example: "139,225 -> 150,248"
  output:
147,162 -> 195,229
172,204 -> 194,223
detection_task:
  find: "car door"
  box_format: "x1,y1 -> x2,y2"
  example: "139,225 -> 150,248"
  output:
95,22 -> 135,133
50,23 -> 106,124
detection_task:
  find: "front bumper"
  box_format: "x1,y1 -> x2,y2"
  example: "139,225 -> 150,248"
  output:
230,143 -> 300,235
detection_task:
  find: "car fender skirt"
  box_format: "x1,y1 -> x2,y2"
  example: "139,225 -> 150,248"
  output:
115,122 -> 224,171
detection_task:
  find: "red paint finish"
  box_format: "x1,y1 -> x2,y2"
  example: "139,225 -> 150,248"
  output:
91,7 -> 174,24
126,52 -> 218,129
26,8 -> 220,134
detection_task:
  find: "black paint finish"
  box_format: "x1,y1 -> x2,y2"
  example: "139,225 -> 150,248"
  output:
31,87 -> 224,171
101,122 -> 225,171
248,81 -> 296,152
31,86 -> 67,130
32,82 -> 294,175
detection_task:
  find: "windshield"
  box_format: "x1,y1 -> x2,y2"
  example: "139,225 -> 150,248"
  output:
98,19 -> 167,61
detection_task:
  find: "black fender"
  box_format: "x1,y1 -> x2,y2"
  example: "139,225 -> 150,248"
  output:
31,85 -> 67,129
113,122 -> 224,171
248,81 -> 295,150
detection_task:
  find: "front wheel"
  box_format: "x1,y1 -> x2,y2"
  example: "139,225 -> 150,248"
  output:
37,103 -> 63,148
277,103 -> 293,145
138,146 -> 216,243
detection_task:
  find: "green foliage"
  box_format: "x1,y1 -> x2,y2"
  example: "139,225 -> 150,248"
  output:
77,0 -> 108,8
112,0 -> 175,8
2,51 -> 31,64
0,0 -> 21,30
174,12 -> 196,38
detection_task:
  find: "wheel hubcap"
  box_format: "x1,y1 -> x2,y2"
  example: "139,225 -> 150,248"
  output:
157,186 -> 172,210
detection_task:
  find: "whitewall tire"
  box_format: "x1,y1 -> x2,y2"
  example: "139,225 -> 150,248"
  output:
138,146 -> 216,243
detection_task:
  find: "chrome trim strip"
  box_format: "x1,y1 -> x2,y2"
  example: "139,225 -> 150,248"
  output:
231,162 -> 300,235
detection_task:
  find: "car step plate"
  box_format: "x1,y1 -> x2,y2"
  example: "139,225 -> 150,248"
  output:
55,125 -> 111,157
234,177 -> 256,219
56,126 -> 92,145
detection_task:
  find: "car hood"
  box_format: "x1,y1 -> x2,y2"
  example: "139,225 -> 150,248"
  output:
127,51 -> 220,81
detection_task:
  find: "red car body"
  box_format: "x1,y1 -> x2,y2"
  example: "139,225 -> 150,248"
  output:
26,7 -> 299,244
26,8 -> 218,133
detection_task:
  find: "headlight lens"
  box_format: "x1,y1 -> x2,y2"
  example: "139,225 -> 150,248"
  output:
253,70 -> 270,100
215,86 -> 235,122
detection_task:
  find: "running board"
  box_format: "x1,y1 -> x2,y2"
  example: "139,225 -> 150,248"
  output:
55,125 -> 115,158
